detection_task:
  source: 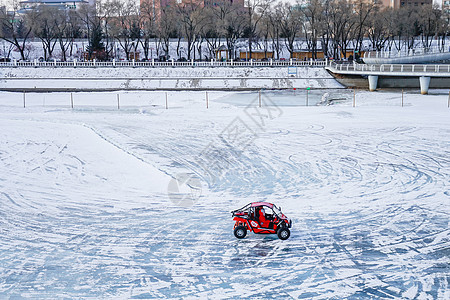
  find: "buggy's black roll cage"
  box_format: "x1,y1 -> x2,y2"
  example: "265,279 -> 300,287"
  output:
231,203 -> 284,220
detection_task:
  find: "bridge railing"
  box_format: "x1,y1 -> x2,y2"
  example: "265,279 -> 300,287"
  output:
364,45 -> 450,59
0,59 -> 329,68
329,62 -> 450,74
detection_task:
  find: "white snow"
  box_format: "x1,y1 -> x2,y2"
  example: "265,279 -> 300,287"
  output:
0,88 -> 449,298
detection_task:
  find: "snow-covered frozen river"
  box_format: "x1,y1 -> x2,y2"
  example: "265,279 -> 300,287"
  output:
0,90 -> 449,298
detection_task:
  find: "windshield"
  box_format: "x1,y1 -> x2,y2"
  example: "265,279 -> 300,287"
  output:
272,205 -> 282,217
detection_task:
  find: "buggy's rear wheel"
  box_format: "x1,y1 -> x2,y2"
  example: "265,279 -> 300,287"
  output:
277,227 -> 290,240
234,226 -> 247,239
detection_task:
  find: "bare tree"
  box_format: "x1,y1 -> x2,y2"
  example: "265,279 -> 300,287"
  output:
55,9 -> 82,61
139,0 -> 156,60
367,9 -> 389,51
201,6 -> 220,60
78,3 -> 105,60
32,5 -> 60,60
223,2 -> 247,59
109,0 -> 140,60
418,6 -> 442,49
384,7 -> 401,51
3,0 -> 448,62
436,7 -> 449,51
302,0 -> 323,59
244,0 -> 270,59
400,7 -> 420,50
259,11 -> 272,59
157,5 -> 177,59
278,2 -> 302,59
267,6 -> 282,60
320,0 -> 332,58
0,0 -> 34,60
176,1 -> 206,60
328,0 -> 356,59
97,0 -> 117,60
352,0 -> 377,53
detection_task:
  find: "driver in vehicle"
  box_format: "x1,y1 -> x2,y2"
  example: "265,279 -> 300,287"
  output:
259,208 -> 271,228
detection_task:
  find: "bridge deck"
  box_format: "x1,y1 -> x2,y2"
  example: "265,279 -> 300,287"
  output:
363,47 -> 450,64
326,63 -> 450,77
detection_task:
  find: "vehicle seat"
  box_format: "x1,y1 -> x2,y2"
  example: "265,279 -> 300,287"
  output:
258,209 -> 271,228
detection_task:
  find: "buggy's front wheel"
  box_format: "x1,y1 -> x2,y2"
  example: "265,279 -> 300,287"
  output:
234,226 -> 247,239
277,227 -> 290,240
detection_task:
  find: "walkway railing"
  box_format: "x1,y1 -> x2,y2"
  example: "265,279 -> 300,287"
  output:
328,62 -> 450,75
0,58 -> 328,68
364,46 -> 450,59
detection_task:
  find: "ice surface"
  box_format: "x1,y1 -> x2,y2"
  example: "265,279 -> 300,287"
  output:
0,90 -> 449,298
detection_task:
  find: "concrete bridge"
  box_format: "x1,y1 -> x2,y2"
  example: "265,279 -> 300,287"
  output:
326,62 -> 450,94
363,46 -> 450,64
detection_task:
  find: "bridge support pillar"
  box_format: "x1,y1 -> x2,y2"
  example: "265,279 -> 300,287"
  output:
419,76 -> 431,95
368,75 -> 378,92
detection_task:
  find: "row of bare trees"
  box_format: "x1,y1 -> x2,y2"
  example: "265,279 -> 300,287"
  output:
1,0 -> 449,61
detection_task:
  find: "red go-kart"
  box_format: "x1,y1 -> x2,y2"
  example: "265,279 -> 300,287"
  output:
231,202 -> 292,240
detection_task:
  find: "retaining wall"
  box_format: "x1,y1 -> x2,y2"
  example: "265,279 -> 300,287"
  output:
0,67 -> 343,91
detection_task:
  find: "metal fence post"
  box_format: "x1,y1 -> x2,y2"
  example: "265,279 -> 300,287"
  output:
402,89 -> 404,107
353,89 -> 356,107
259,90 -> 261,107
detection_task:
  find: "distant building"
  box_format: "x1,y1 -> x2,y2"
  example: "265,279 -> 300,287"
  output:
19,0 -> 89,11
346,0 -> 433,9
204,0 -> 244,7
239,50 -> 273,60
387,0 -> 433,8
292,49 -> 366,60
443,0 -> 450,13
140,0 -> 244,20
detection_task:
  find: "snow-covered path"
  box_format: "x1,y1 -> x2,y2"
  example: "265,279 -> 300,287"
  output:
0,90 -> 448,298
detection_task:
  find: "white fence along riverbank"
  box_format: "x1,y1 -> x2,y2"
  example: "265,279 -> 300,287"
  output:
0,59 -> 328,69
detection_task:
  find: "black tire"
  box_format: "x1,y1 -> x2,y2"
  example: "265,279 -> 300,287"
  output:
234,226 -> 247,239
277,227 -> 290,240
